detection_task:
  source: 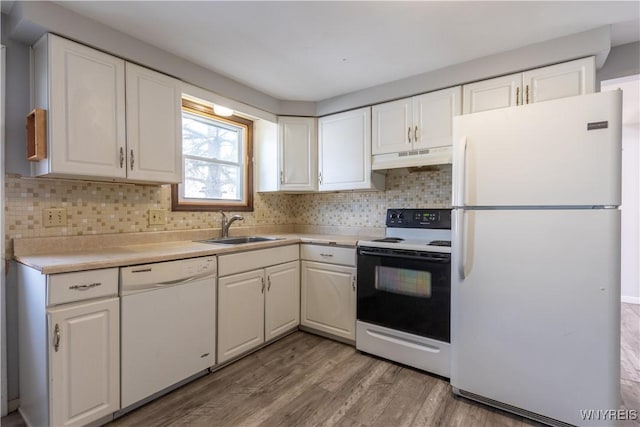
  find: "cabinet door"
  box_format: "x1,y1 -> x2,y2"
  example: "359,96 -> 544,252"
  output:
48,297 -> 119,427
301,261 -> 356,341
462,73 -> 521,114
218,270 -> 265,363
265,261 -> 300,341
413,86 -> 461,150
522,57 -> 595,105
125,63 -> 182,183
318,107 -> 375,191
278,117 -> 317,191
371,98 -> 413,155
47,35 -> 126,178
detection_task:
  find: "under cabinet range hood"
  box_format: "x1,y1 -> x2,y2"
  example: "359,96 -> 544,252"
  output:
371,146 -> 452,170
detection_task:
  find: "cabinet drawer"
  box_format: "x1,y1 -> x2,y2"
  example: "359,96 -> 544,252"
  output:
218,245 -> 299,277
300,244 -> 356,266
48,268 -> 119,306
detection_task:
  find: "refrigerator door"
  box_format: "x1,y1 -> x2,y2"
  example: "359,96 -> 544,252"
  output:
452,91 -> 622,208
451,208 -> 621,426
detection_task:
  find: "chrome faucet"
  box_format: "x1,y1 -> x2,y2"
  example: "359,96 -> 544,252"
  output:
220,211 -> 244,238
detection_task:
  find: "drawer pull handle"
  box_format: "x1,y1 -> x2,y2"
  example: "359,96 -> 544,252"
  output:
130,149 -> 135,170
69,282 -> 102,291
267,276 -> 272,291
131,268 -> 152,273
261,277 -> 265,294
53,324 -> 60,352
320,253 -> 334,257
119,147 -> 124,168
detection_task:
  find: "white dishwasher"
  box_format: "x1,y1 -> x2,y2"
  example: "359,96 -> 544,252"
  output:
120,256 -> 216,409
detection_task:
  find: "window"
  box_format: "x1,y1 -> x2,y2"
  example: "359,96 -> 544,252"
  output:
172,99 -> 253,211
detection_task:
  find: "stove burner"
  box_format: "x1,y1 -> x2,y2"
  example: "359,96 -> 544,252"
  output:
428,240 -> 451,247
373,237 -> 404,243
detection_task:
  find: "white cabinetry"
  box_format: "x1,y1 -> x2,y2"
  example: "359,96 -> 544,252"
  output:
372,86 -> 462,155
462,57 -> 595,114
278,117 -> 317,191
217,245 -> 299,363
300,244 -> 357,342
32,33 -> 181,183
125,63 -> 182,183
18,266 -> 120,427
256,117 -> 317,192
318,107 -> 385,191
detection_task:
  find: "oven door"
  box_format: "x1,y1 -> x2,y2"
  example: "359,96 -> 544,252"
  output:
357,246 -> 451,342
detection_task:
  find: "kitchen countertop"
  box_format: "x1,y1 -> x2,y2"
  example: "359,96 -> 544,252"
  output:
14,233 -> 369,275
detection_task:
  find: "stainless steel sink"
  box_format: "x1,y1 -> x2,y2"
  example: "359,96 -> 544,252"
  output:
198,236 -> 283,245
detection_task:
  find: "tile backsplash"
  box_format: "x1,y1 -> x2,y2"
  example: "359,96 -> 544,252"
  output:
4,165 -> 451,254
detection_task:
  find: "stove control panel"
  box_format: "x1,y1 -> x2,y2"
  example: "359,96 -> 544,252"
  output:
385,208 -> 451,229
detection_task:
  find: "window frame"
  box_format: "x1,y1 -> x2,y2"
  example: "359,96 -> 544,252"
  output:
171,99 -> 254,212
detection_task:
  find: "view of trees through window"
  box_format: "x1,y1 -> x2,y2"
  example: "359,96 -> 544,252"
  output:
182,112 -> 243,201
172,99 -> 253,212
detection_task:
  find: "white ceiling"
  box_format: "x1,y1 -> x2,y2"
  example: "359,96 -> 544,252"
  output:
20,1 -> 640,101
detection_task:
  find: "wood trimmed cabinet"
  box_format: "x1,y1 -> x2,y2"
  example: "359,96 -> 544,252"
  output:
217,245 -> 300,363
300,244 -> 357,342
18,266 -> 120,427
462,57 -> 595,114
31,33 -> 182,184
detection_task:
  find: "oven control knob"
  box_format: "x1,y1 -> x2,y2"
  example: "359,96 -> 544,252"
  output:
390,212 -> 397,219
398,213 -> 404,220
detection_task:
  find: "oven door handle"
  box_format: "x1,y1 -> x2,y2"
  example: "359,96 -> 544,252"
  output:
359,250 -> 450,263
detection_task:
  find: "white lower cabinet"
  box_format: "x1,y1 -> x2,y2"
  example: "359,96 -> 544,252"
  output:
217,246 -> 299,364
48,299 -> 120,427
300,244 -> 357,342
18,265 -> 120,427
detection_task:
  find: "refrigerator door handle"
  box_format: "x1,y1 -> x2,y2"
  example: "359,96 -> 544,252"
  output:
454,137 -> 468,206
456,210 -> 475,280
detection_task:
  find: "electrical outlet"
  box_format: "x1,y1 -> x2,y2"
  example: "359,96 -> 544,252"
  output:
43,208 -> 67,227
149,209 -> 167,225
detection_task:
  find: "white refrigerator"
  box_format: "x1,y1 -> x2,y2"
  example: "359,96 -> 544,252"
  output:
451,91 -> 622,427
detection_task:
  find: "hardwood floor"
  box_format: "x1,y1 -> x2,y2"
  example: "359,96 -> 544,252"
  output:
3,303 -> 639,427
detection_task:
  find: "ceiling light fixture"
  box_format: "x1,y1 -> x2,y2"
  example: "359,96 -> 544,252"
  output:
213,104 -> 234,117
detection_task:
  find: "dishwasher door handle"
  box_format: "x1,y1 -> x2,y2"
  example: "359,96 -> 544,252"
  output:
121,272 -> 216,295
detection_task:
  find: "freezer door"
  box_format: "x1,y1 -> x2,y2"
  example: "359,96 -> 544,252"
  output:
451,208 -> 621,426
452,91 -> 621,207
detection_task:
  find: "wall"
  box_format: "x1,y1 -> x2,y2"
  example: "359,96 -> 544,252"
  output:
597,41 -> 640,87
4,166 -> 451,252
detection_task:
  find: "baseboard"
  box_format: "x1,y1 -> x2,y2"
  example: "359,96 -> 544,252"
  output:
8,398 -> 19,413
621,296 -> 640,305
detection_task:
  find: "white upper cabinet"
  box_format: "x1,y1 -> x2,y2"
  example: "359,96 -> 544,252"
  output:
372,87 -> 461,155
32,34 -> 182,184
125,63 -> 182,183
33,34 -> 127,179
522,58 -> 595,104
371,98 -> 412,155
463,57 -> 595,114
318,107 -> 385,192
278,116 -> 317,191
